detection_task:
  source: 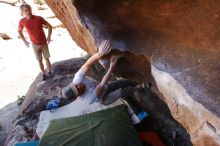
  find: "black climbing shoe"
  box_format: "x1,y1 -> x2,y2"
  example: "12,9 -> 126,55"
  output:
133,82 -> 152,104
42,73 -> 47,81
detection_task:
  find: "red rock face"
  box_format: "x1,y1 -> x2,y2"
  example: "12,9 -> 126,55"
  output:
45,0 -> 97,54
45,0 -> 220,114
45,0 -> 220,144
45,0 -> 153,83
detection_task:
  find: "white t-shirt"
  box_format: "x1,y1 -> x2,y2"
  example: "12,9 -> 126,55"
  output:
72,69 -> 99,105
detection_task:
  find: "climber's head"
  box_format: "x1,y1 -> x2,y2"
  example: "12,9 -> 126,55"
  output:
62,83 -> 85,100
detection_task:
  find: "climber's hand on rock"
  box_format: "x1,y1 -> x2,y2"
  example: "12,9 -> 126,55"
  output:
110,56 -> 119,69
98,40 -> 111,57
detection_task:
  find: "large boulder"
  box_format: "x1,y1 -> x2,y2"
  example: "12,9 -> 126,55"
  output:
4,57 -> 105,146
0,102 -> 19,146
5,57 -> 193,146
44,0 -> 220,145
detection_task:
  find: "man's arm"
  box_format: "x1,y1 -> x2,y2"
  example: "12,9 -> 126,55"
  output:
18,27 -> 30,48
95,56 -> 118,98
43,21 -> 52,44
80,40 -> 111,74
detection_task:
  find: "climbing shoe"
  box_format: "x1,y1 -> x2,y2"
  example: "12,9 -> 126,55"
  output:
42,73 -> 47,81
133,82 -> 152,104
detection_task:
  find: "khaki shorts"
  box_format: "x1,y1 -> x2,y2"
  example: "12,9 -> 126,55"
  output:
32,44 -> 50,60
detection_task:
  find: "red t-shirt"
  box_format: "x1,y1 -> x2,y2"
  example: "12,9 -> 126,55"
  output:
19,15 -> 47,45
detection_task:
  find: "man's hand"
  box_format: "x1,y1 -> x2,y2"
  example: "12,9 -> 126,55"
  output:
47,36 -> 51,44
98,40 -> 111,57
24,40 -> 30,48
18,28 -> 30,48
44,20 -> 52,44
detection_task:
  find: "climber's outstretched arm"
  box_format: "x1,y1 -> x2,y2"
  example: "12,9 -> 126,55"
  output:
80,40 -> 111,74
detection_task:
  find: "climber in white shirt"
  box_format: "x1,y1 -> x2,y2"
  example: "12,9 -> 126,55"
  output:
62,40 -> 151,105
61,40 -> 117,104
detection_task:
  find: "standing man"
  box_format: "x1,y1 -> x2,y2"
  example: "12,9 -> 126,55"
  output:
18,3 -> 52,81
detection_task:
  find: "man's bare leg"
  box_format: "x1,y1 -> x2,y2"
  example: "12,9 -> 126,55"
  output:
38,59 -> 47,81
38,59 -> 45,74
45,58 -> 51,72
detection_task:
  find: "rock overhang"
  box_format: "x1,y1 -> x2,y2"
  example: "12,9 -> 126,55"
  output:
46,0 -> 220,117
44,0 -> 220,144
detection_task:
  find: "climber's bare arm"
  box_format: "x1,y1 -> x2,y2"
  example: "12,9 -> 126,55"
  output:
95,56 -> 119,98
80,40 -> 111,74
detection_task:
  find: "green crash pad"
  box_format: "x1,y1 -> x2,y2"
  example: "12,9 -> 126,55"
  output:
39,105 -> 142,146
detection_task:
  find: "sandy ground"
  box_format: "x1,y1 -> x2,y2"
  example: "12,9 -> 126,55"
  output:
0,2 -> 86,109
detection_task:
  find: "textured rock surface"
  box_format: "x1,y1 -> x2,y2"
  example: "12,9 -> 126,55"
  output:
0,102 -> 19,146
45,0 -> 220,145
45,0 -> 220,116
152,66 -> 220,146
5,58 -> 192,146
45,0 -> 96,54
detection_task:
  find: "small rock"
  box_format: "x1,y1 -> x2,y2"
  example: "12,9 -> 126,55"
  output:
37,6 -> 47,10
0,33 -> 11,40
0,0 -> 19,5
33,0 -> 44,5
17,95 -> 25,106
